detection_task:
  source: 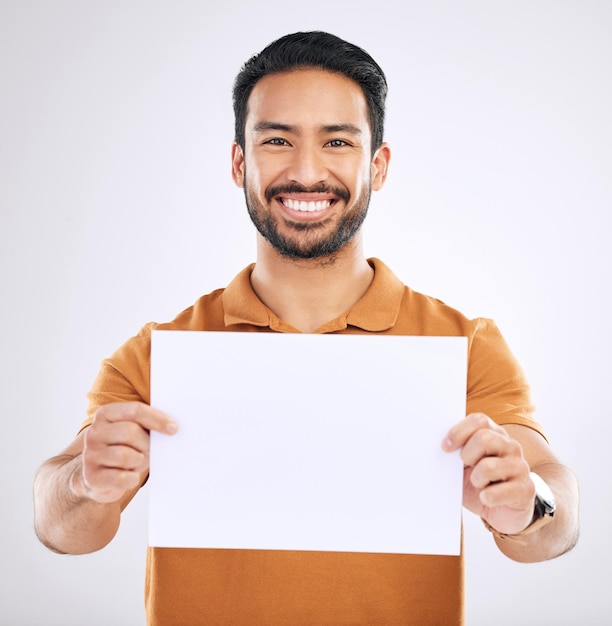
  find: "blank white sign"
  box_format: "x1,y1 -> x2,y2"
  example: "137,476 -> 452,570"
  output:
149,331 -> 467,555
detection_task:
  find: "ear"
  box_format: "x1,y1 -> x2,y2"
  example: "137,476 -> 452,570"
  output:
231,142 -> 245,188
371,142 -> 391,191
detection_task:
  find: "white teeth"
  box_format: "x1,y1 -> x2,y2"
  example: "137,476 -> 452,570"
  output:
283,198 -> 332,212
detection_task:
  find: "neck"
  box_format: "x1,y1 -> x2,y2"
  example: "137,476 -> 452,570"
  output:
250,233 -> 374,333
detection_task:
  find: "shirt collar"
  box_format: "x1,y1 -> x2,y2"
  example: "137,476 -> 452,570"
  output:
222,258 -> 404,333
345,258 -> 404,331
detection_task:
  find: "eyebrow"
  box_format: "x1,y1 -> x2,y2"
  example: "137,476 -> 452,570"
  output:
253,121 -> 362,136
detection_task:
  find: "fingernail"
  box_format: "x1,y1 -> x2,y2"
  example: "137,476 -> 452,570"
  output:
442,437 -> 453,451
166,421 -> 178,434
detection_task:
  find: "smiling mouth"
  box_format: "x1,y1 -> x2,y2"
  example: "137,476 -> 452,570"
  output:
281,198 -> 335,213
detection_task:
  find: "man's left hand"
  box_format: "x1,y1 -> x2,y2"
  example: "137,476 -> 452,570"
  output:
442,412 -> 536,535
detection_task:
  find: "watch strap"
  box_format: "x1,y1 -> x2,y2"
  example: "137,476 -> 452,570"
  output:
482,513 -> 554,543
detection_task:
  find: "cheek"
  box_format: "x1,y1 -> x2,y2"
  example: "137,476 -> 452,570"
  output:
348,163 -> 372,192
243,156 -> 278,193
243,169 -> 266,199
327,158 -> 359,188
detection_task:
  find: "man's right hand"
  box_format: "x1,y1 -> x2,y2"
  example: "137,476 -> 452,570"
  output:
72,402 -> 178,504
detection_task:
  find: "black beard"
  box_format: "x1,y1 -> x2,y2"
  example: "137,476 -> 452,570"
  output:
244,182 -> 371,260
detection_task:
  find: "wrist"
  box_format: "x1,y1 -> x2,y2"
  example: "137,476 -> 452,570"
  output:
482,472 -> 557,542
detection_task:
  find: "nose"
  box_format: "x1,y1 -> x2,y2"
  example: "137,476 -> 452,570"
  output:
285,144 -> 329,187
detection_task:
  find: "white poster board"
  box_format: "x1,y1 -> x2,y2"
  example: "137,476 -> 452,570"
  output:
149,331 -> 466,555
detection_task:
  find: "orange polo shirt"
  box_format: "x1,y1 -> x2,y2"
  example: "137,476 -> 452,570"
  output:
85,258 -> 543,625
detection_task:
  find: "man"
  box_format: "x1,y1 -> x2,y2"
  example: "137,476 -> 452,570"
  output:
34,31 -> 579,625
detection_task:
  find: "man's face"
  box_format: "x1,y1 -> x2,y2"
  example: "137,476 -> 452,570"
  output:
231,68 -> 389,260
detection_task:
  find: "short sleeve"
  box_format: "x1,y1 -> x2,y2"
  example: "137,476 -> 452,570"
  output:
80,322 -> 155,432
466,318 -> 546,439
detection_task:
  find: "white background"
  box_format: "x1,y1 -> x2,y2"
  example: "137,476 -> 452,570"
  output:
1,1 -> 610,624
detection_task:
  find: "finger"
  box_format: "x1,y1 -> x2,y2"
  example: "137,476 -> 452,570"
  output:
442,413 -> 506,452
91,439 -> 148,472
469,452 -> 528,491
86,419 -> 149,449
95,402 -> 178,435
82,431 -> 149,488
81,465 -> 144,503
478,472 -> 535,509
460,427 -> 518,469
80,433 -> 150,500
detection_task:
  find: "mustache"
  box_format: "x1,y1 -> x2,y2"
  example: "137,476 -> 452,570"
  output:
265,183 -> 350,204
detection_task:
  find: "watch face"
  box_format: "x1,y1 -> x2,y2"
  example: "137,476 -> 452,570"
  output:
530,471 -> 557,511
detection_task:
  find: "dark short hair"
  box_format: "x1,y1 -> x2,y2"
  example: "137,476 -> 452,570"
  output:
232,31 -> 388,154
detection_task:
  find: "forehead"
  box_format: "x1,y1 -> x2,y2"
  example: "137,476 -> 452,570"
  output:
245,68 -> 370,132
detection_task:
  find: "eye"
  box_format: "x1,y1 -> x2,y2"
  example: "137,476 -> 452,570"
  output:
326,139 -> 349,148
264,138 -> 289,146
